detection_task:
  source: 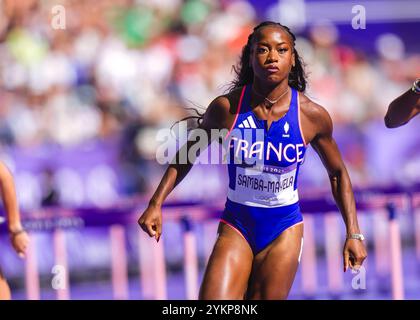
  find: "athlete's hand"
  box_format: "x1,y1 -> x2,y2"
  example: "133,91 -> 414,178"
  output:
343,238 -> 367,272
138,204 -> 162,242
10,230 -> 30,259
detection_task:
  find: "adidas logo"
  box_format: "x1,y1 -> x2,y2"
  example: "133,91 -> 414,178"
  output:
237,117 -> 291,138
238,115 -> 257,129
282,121 -> 290,138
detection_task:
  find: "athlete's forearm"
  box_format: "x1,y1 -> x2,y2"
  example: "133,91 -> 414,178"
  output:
0,163 -> 22,232
329,168 -> 360,236
149,163 -> 193,208
149,141 -> 199,208
384,89 -> 420,128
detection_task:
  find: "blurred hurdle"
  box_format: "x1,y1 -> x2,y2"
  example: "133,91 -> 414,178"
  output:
25,232 -> 40,300
110,225 -> 129,300
138,223 -> 167,299
298,190 -> 412,299
53,228 -> 70,300
412,193 -> 420,265
387,203 -> 404,300
300,214 -> 318,298
181,216 -> 199,300
3,185 -> 417,300
323,212 -> 343,297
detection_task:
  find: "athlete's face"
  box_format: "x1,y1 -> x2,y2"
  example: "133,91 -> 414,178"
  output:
250,26 -> 295,85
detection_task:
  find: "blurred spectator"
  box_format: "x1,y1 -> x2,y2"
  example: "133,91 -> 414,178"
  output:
0,0 -> 418,209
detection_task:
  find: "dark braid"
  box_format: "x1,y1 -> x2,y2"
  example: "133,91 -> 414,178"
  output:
229,21 -> 307,92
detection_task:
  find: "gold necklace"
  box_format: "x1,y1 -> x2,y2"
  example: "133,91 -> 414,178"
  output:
252,86 -> 290,108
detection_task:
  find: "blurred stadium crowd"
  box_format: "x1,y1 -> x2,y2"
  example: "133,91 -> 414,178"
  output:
0,0 -> 419,210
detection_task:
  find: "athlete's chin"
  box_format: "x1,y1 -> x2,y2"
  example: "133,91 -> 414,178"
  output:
264,74 -> 284,84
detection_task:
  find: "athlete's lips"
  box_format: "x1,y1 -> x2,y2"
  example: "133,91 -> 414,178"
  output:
265,64 -> 279,73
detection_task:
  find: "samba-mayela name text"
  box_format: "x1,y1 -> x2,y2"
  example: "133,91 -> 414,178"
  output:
238,174 -> 294,192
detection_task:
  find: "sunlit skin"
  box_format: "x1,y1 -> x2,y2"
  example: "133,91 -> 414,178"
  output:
138,25 -> 367,300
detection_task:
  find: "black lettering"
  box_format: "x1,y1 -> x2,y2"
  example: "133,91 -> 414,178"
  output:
259,179 -> 264,191
288,176 -> 294,188
246,176 -> 251,188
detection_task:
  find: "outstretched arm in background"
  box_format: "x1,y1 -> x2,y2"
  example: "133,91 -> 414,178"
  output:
384,83 -> 420,128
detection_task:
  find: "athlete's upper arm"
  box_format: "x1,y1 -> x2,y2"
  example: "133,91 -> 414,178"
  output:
308,103 -> 346,176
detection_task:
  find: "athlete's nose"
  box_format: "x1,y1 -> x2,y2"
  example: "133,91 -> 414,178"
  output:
267,49 -> 279,63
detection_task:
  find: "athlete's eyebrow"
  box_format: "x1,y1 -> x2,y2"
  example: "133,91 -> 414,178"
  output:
256,41 -> 288,47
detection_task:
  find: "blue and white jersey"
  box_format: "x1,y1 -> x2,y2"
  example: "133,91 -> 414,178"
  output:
225,84 -> 307,209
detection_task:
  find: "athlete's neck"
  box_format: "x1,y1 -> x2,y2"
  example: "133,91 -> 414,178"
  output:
252,79 -> 290,108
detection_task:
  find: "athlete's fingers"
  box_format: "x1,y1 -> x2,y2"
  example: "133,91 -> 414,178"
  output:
137,218 -> 145,230
353,252 -> 367,270
343,250 -> 350,272
138,217 -> 157,237
155,219 -> 162,242
146,222 -> 157,238
138,218 -> 154,236
19,243 -> 28,254
12,241 -> 25,258
12,239 -> 26,257
349,253 -> 356,269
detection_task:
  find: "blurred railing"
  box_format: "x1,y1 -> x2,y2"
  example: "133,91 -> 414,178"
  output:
1,184 -> 419,300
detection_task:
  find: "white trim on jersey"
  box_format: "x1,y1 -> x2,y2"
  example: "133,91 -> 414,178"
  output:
239,119 -> 250,128
238,115 -> 257,129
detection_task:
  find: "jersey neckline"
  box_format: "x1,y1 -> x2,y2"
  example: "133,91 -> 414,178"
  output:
244,84 -> 297,133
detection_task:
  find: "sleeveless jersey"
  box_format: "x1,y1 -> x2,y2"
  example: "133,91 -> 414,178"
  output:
225,84 -> 308,209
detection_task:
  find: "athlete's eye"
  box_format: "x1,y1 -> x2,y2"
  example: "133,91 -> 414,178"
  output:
278,48 -> 288,54
257,47 -> 268,54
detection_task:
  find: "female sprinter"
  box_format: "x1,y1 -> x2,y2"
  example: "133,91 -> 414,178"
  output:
138,21 -> 367,300
0,161 -> 29,300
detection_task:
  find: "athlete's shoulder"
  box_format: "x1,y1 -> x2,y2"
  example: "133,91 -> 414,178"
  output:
202,86 -> 244,130
298,92 -> 333,134
212,86 -> 243,114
